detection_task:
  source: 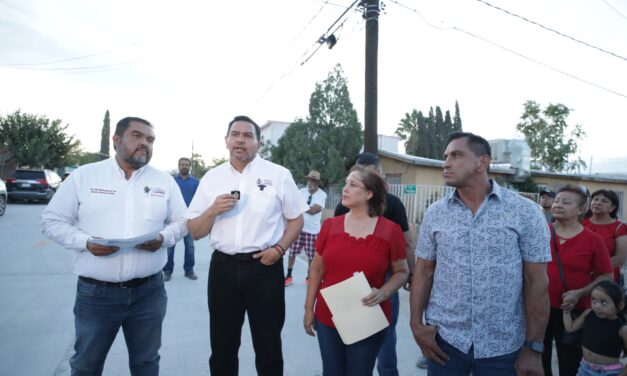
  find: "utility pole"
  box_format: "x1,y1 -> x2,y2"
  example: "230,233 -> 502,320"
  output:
363,0 -> 379,153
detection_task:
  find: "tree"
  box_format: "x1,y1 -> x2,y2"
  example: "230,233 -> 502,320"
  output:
0,110 -> 80,168
516,100 -> 586,172
99,110 -> 110,160
191,153 -> 227,178
270,64 -> 362,186
395,102 -> 463,159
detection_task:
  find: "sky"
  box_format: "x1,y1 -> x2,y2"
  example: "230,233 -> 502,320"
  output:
1,0 -> 626,174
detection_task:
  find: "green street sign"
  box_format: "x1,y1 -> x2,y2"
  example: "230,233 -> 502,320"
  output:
403,185 -> 416,194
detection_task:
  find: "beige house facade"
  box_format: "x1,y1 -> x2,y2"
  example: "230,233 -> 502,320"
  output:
378,150 -> 627,221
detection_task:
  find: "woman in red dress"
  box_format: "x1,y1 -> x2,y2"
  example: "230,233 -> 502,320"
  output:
583,189 -> 627,283
303,165 -> 408,376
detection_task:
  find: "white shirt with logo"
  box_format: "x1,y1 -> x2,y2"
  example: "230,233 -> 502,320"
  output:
42,158 -> 188,282
186,156 -> 309,254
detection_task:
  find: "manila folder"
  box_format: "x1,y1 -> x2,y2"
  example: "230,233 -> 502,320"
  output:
320,271 -> 389,345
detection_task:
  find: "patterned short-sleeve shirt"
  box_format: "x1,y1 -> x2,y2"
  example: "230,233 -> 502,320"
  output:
416,180 -> 551,358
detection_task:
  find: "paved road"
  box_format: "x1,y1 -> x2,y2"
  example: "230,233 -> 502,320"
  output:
0,203 -> 426,376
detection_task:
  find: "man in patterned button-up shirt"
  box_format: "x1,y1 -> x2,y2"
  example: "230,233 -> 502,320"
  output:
410,132 -> 551,376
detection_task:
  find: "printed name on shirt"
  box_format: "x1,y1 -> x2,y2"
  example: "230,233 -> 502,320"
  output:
150,187 -> 166,197
256,178 -> 273,191
90,188 -> 116,195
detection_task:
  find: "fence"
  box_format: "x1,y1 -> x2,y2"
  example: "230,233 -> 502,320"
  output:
324,183 -> 553,224
326,184 -> 456,224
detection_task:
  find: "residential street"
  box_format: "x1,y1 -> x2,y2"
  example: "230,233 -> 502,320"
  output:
0,203 -> 425,376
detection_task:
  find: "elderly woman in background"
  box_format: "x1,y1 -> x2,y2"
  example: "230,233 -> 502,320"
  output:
542,185 -> 613,376
583,189 -> 627,284
304,165 -> 408,376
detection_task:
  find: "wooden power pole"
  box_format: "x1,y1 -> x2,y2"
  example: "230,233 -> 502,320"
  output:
364,0 -> 379,153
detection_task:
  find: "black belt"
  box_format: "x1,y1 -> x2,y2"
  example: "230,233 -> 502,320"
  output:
78,273 -> 158,288
214,250 -> 262,261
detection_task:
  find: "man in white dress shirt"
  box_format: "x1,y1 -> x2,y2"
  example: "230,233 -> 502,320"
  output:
42,117 -> 187,376
187,115 -> 308,376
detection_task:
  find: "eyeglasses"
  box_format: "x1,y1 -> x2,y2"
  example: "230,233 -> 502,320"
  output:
307,195 -> 312,205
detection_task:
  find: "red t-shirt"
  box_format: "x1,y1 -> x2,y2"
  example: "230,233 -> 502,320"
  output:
547,225 -> 612,310
582,218 -> 627,281
313,215 -> 406,328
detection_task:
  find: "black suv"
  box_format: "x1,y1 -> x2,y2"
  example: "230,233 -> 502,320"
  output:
6,169 -> 62,203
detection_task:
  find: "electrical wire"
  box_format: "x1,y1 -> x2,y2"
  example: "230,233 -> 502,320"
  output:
474,0 -> 627,63
602,0 -> 627,22
388,0 -> 627,99
0,42 -> 143,67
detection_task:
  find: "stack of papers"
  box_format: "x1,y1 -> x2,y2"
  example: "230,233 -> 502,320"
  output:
320,271 -> 389,345
90,230 -> 161,248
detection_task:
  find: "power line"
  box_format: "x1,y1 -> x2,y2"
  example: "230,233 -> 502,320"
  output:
452,27 -> 627,99
602,0 -> 627,22
388,0 -> 627,99
290,1 -> 330,45
255,10 -> 361,104
474,0 -> 627,63
301,0 -> 362,65
0,42 -> 143,67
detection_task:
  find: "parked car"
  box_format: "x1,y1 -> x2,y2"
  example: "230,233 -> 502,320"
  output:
6,169 -> 62,203
0,178 -> 6,216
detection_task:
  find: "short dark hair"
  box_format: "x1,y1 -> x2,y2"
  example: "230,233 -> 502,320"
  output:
446,132 -> 491,158
178,157 -> 191,164
227,115 -> 260,141
539,190 -> 556,199
590,189 -> 620,218
557,184 -> 589,207
355,152 -> 381,169
349,165 -> 387,217
114,117 -> 152,137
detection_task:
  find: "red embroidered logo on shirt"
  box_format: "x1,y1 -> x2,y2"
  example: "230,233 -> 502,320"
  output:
150,187 -> 165,197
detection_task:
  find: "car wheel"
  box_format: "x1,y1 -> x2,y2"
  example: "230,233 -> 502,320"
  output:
44,189 -> 55,203
0,196 -> 6,216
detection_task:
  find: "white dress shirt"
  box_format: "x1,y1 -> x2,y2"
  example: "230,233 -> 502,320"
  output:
301,187 -> 327,235
187,156 -> 309,254
42,158 -> 188,282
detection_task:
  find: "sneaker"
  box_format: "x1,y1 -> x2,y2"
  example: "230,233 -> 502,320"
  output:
185,271 -> 198,280
163,272 -> 172,281
416,356 -> 428,369
284,276 -> 293,286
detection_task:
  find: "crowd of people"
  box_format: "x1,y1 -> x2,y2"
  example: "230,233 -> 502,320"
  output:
40,115 -> 627,376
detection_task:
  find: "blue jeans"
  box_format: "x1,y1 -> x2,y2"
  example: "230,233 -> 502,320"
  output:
163,234 -> 195,273
427,334 -> 521,376
316,320 -> 387,376
70,273 -> 167,376
376,291 -> 399,376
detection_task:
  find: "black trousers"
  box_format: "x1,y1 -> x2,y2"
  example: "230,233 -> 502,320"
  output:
542,308 -> 583,376
208,251 -> 285,376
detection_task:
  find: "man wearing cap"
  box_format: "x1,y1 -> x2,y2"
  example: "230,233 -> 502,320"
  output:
285,170 -> 327,286
539,190 -> 555,223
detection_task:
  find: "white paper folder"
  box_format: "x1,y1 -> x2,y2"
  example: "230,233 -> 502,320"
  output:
320,271 -> 389,345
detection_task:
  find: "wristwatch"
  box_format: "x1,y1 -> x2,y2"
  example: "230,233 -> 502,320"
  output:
524,340 -> 544,353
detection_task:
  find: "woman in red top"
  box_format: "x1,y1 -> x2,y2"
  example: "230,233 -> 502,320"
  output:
583,189 -> 627,283
303,165 -> 408,376
542,185 -> 613,376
